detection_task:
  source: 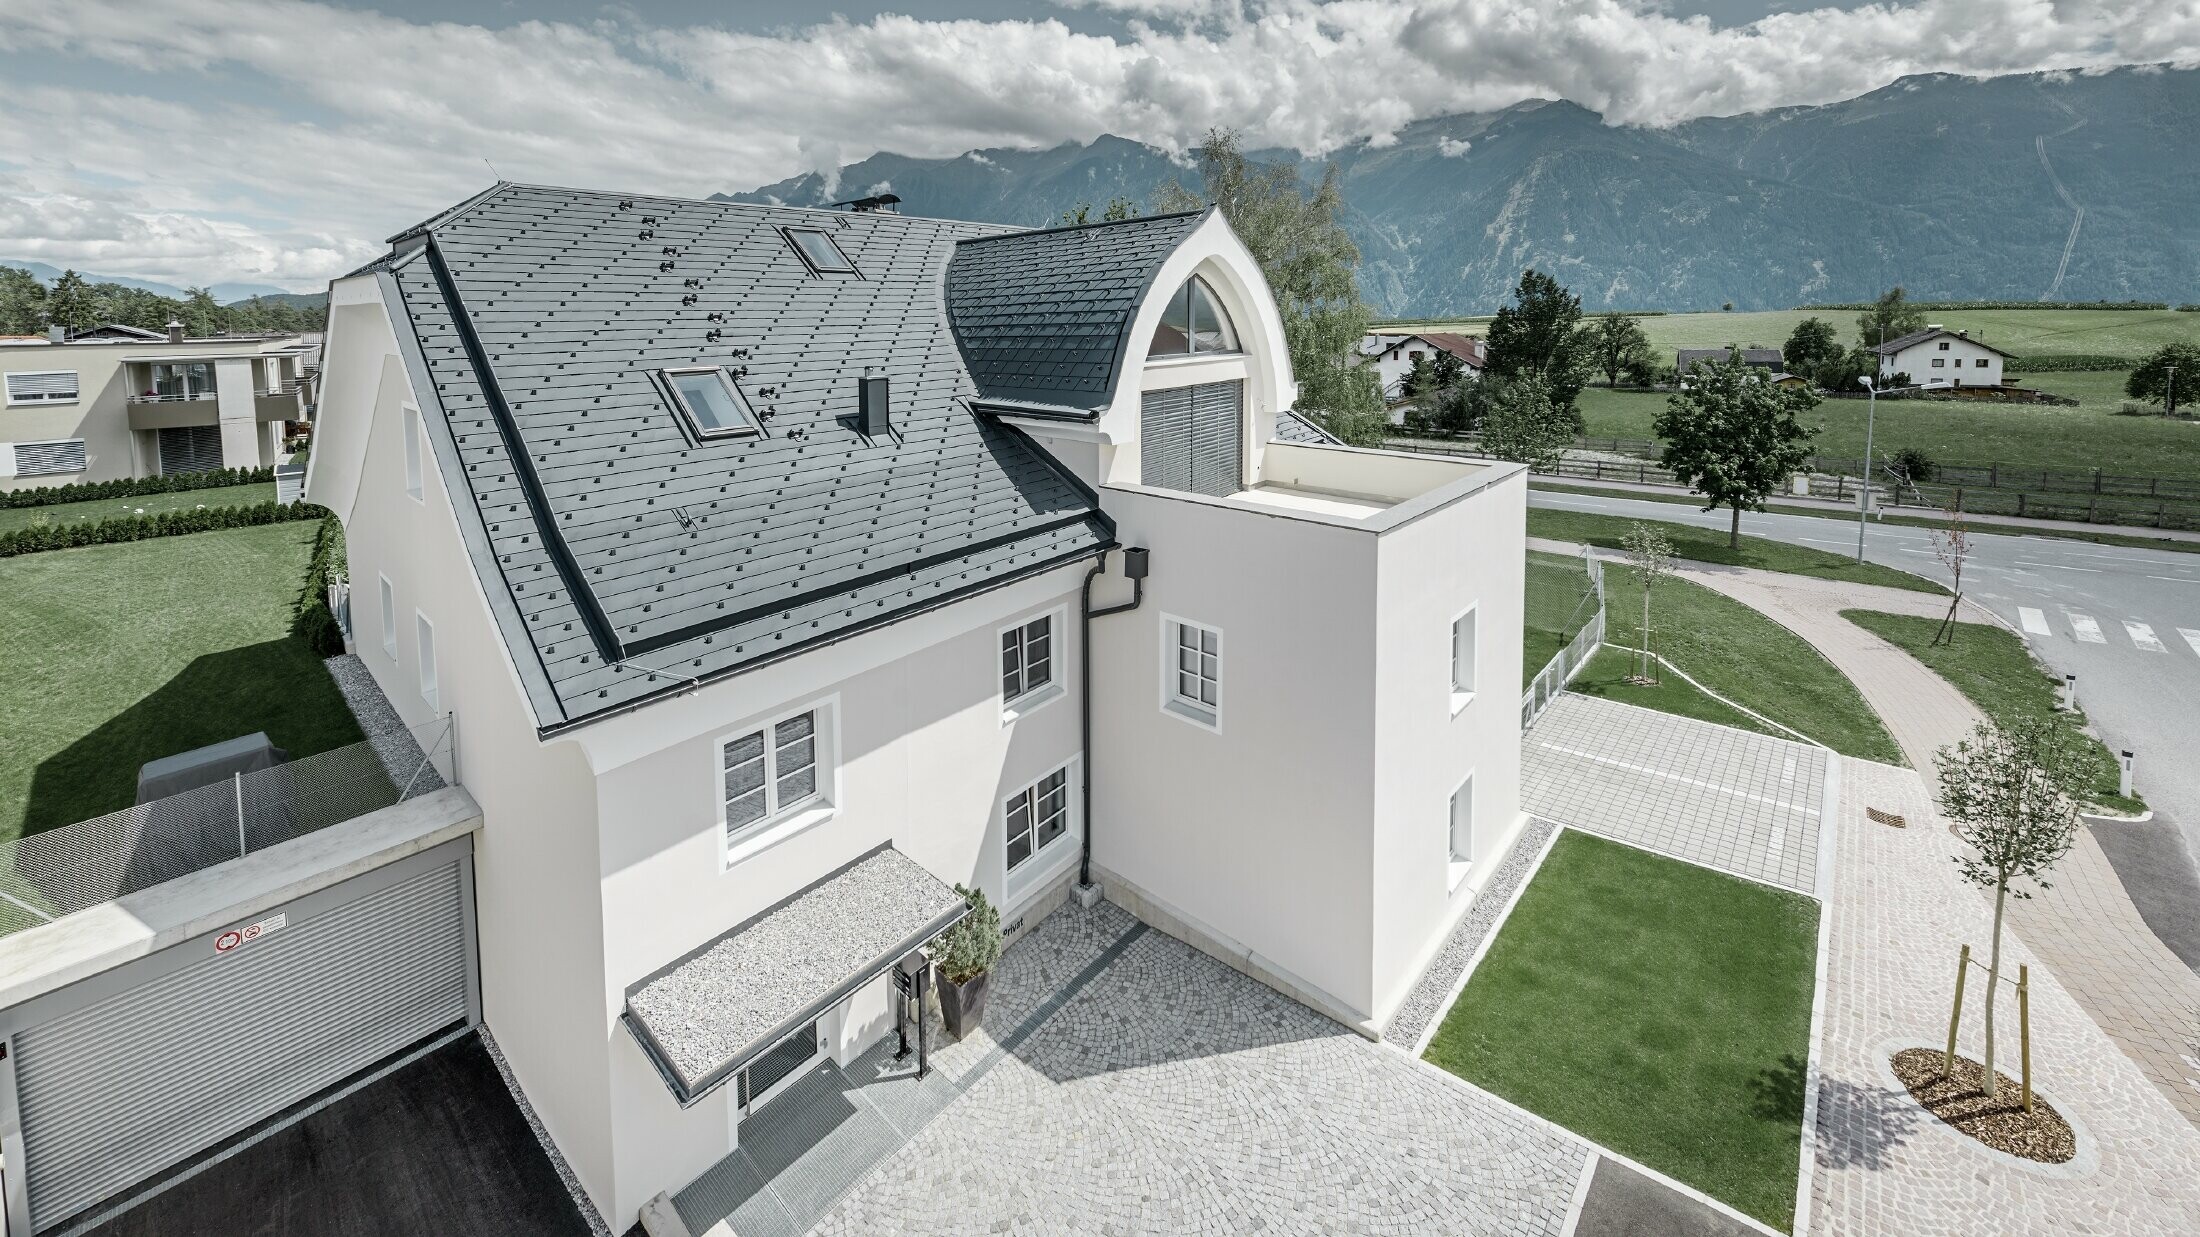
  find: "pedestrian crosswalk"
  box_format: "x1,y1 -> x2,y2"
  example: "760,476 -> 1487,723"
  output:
2070,614 -> 2107,644
2035,610 -> 2200,661
2019,607 -> 2051,636
2124,621 -> 2167,653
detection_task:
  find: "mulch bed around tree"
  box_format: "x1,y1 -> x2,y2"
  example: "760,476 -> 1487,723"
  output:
1891,1047 -> 2077,1164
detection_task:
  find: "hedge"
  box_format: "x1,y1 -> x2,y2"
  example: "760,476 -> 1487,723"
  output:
0,500 -> 325,558
1799,300 -> 2169,312
292,515 -> 349,656
0,467 -> 274,509
2005,355 -> 2134,373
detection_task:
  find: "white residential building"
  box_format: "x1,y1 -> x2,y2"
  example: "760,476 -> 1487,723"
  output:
1352,331 -> 1485,401
0,183 -> 1529,1235
1872,325 -> 2012,389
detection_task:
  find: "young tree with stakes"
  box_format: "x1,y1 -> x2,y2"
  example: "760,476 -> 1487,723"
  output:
1934,717 -> 2089,1098
1932,506 -> 1973,647
1621,522 -> 1674,683
1654,349 -> 1820,548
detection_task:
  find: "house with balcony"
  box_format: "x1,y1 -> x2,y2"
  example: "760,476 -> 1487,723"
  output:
0,323 -> 314,490
1872,324 -> 2014,389
242,181 -> 1531,1231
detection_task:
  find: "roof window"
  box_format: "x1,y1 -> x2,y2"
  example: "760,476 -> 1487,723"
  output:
784,227 -> 856,275
1148,276 -> 1239,358
664,367 -> 760,439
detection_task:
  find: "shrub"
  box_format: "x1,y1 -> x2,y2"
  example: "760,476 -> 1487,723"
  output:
2005,354 -> 2135,373
1889,446 -> 1938,483
0,499 -> 324,558
0,466 -> 273,509
931,884 -> 1003,984
293,515 -> 349,656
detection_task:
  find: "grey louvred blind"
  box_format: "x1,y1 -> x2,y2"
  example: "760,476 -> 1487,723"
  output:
11,439 -> 87,477
5,371 -> 78,401
159,424 -> 225,475
1139,380 -> 1241,499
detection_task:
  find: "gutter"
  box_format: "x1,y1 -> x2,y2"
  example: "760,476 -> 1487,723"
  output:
1079,546 -> 1149,890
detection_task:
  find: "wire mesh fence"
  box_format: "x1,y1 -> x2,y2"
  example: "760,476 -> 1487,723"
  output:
0,716 -> 453,937
1520,552 -> 1604,729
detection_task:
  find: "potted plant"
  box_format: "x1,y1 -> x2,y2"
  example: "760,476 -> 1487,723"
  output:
931,884 -> 1001,1040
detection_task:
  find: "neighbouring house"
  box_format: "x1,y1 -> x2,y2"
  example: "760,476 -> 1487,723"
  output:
1871,325 -> 2013,389
1354,331 -> 1486,402
0,322 -> 314,491
0,183 -> 1526,1236
1675,346 -> 1783,376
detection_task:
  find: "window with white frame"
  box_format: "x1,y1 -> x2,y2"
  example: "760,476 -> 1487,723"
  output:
1000,613 -> 1056,711
1163,616 -> 1221,728
1449,775 -> 1475,882
5,371 -> 79,405
1450,605 -> 1478,710
415,612 -> 439,711
721,707 -> 829,844
1005,765 -> 1071,874
379,576 -> 397,658
403,404 -> 424,500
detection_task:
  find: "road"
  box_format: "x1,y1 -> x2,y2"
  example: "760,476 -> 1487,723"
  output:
1530,487 -> 2200,891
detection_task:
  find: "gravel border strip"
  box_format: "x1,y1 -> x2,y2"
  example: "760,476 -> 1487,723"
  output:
324,653 -> 445,795
480,1026 -> 615,1237
1384,817 -> 1559,1047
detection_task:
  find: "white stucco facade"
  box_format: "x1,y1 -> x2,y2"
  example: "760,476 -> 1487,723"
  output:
1878,328 -> 2008,388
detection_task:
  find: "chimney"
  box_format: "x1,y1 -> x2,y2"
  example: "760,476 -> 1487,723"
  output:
46,325 -> 64,344
859,373 -> 891,437
166,320 -> 185,344
1926,323 -> 1942,332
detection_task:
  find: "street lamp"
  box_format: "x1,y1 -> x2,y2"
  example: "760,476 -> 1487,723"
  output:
2168,364 -> 2179,418
1857,374 -> 1878,563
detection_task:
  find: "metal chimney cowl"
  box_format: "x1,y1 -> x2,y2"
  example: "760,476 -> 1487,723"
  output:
859,374 -> 890,436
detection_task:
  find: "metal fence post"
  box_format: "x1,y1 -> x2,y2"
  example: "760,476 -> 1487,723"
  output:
234,772 -> 247,859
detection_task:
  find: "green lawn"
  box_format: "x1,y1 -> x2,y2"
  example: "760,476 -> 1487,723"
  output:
1602,567 -> 1902,763
1564,646 -> 1788,740
1426,830 -> 1819,1230
0,482 -> 279,534
1528,507 -> 1943,595
1840,611 -> 2143,814
0,523 -> 363,841
1573,374 -> 2200,481
1523,548 -> 1597,686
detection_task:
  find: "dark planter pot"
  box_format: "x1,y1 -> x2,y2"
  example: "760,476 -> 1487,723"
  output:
937,968 -> 991,1040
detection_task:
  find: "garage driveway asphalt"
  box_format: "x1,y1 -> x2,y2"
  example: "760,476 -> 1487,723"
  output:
77,1032 -> 594,1237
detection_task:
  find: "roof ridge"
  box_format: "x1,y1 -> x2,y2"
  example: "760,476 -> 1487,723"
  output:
953,205 -> 1209,246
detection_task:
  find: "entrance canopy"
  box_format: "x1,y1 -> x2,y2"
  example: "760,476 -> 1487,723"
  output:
623,845 -> 967,1107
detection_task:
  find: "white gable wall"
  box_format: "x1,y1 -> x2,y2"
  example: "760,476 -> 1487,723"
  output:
1883,334 -> 2005,388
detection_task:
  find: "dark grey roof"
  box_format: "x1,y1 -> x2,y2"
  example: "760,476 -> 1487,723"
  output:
945,210 -> 1208,414
624,845 -> 965,1106
1677,347 -> 1783,370
1272,409 -> 1340,445
380,183 -> 1112,730
1870,327 -> 2014,358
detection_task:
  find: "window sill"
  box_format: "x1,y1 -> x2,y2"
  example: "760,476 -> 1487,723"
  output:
1142,351 -> 1246,369
724,802 -> 838,869
1450,690 -> 1475,718
1448,858 -> 1473,893
1007,838 -> 1080,908
1001,681 -> 1065,727
1162,698 -> 1220,733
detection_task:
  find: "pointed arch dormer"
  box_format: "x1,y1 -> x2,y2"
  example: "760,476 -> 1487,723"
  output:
1147,275 -> 1240,357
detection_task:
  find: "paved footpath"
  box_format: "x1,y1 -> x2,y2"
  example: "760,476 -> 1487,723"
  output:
1671,561 -> 2200,1132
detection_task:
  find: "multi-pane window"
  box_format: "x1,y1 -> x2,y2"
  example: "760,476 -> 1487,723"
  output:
1001,615 -> 1054,705
1006,767 -> 1070,872
1147,276 -> 1240,357
1451,607 -> 1478,701
723,710 -> 821,838
1930,358 -> 1946,368
1168,619 -> 1221,725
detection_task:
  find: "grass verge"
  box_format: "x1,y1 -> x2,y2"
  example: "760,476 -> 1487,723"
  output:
0,522 -> 363,841
1529,507 -> 1943,594
1564,646 -> 1787,740
1425,830 -> 1819,1230
1839,610 -> 2144,814
0,482 -> 278,534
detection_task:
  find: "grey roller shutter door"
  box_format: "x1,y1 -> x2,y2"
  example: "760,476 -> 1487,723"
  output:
158,424 -> 224,475
13,858 -> 470,1231
1140,381 -> 1242,499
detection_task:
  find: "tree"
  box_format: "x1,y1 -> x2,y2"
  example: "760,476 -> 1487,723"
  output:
1621,523 -> 1674,683
0,266 -> 47,335
1585,314 -> 1654,388
1400,352 -> 1436,399
1474,373 -> 1574,472
2126,342 -> 2200,415
44,269 -> 97,332
1857,286 -> 1928,350
180,287 -> 220,338
1931,506 -> 1972,647
1309,407 -> 1389,448
1654,349 -> 1820,548
1058,197 -> 1140,226
1934,717 -> 2089,1098
1156,131 -> 1381,420
1485,270 -> 1587,410
1783,317 -> 1843,379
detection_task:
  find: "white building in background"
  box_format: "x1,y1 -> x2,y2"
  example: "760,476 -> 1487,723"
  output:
0,324 -> 312,491
1353,331 -> 1486,401
0,182 -> 1525,1235
1872,325 -> 2013,389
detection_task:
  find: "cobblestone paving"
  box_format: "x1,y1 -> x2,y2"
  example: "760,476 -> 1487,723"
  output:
1384,818 -> 1557,1049
1523,693 -> 1826,893
1812,760 -> 2200,1237
811,905 -> 1588,1237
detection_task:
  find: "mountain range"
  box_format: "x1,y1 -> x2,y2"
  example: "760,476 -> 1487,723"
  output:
720,66 -> 2198,317
0,260 -> 294,306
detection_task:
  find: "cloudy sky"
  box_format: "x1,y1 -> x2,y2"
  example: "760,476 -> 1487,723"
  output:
2,0 -> 2192,292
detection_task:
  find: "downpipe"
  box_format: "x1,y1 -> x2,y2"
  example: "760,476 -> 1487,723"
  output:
1079,546 -> 1149,890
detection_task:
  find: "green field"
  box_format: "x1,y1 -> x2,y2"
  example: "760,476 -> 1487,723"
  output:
0,482 -> 278,534
1426,830 -> 1819,1229
1381,306 -> 2200,362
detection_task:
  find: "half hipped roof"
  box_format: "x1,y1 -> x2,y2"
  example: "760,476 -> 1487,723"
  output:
370,182 -> 1189,731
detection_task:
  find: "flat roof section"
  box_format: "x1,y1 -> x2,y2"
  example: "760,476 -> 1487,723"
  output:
623,845 -> 967,1107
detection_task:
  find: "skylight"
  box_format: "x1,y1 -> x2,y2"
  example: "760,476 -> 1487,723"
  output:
785,227 -> 856,275
664,367 -> 760,438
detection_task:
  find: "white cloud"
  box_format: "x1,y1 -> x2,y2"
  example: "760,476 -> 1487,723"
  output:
0,0 -> 2193,289
1438,137 -> 1472,157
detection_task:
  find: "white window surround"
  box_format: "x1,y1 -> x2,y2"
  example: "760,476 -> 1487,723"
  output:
1450,603 -> 1478,716
415,611 -> 439,712
1448,772 -> 1476,892
379,575 -> 397,659
402,403 -> 424,502
999,606 -> 1067,724
717,696 -> 842,869
1003,757 -> 1083,902
1159,613 -> 1222,732
5,370 -> 80,405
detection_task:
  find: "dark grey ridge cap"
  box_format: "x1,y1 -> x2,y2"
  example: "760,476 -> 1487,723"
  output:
1271,409 -> 1341,445
622,842 -> 968,1108
385,180 -> 511,244
950,205 -> 1208,246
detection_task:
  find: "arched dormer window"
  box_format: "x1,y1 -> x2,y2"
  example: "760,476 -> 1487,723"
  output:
1147,275 -> 1239,358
